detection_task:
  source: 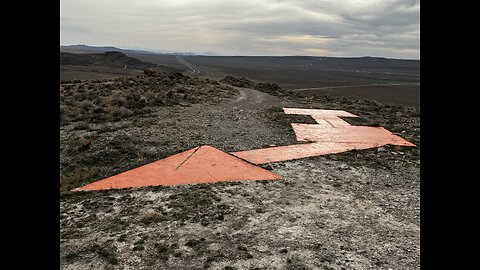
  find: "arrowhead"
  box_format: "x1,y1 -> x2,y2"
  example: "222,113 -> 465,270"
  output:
72,145 -> 282,192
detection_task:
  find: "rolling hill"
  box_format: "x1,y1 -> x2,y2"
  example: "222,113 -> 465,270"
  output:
60,51 -> 183,81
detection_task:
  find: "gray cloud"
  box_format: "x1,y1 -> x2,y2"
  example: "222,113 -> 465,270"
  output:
60,0 -> 419,59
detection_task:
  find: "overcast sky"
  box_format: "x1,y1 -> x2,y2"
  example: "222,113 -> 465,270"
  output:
60,0 -> 420,59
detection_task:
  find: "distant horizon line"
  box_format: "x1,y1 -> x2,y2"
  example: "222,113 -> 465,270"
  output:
60,44 -> 420,61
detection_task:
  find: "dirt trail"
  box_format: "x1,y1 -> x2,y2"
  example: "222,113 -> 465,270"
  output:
227,85 -> 281,110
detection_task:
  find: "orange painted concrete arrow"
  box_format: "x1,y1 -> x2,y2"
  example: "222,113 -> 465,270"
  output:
72,108 -> 415,191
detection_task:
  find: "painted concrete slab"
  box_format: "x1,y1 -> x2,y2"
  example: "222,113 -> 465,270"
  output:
291,124 -> 415,146
311,115 -> 352,127
232,108 -> 415,164
283,108 -> 358,118
232,141 -> 380,165
73,145 -> 282,192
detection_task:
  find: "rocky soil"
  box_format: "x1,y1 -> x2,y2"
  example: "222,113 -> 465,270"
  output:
60,74 -> 420,269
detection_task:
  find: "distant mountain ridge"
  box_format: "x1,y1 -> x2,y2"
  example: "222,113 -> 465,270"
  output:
60,45 -> 126,54
60,44 -> 211,56
61,44 -> 418,60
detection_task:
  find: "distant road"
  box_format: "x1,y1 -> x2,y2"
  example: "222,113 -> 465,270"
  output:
175,55 -> 201,75
291,82 -> 420,92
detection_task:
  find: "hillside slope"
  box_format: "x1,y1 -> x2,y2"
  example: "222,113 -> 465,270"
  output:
60,51 -> 183,81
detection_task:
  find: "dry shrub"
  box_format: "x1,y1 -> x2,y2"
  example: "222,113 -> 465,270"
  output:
139,96 -> 148,106
174,85 -> 191,94
107,106 -> 133,118
78,100 -> 94,111
73,122 -> 90,130
139,209 -> 160,224
60,166 -> 101,193
107,91 -> 127,107
72,92 -> 87,101
97,122 -> 115,133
